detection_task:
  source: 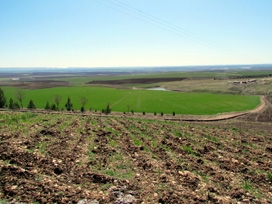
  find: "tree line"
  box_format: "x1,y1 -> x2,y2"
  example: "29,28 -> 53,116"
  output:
1,88 -> 176,116
0,88 -> 93,112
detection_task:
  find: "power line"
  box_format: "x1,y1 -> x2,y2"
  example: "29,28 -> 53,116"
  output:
95,0 -> 262,63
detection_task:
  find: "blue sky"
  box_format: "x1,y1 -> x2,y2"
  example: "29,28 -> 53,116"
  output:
0,0 -> 271,67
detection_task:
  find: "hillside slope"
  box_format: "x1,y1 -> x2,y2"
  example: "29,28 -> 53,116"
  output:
0,112 -> 272,203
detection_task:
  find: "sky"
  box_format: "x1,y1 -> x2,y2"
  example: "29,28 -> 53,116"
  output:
0,0 -> 271,68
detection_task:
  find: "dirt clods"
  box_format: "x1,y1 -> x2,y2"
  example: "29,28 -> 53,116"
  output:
1,112 -> 272,203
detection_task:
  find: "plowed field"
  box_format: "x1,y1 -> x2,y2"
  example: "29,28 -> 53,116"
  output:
86,77 -> 186,85
0,111 -> 272,203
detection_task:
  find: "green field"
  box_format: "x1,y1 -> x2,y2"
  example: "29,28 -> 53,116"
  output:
2,86 -> 260,115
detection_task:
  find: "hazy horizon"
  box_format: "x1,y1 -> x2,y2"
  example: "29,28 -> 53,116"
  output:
1,64 -> 272,74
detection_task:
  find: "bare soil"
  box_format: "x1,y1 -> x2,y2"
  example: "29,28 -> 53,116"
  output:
0,80 -> 70,89
239,96 -> 272,122
86,77 -> 186,85
1,100 -> 272,203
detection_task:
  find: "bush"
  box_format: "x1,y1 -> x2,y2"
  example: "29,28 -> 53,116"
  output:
13,102 -> 20,109
102,104 -> 111,114
131,110 -> 134,114
268,172 -> 272,181
9,98 -> 20,109
161,112 -> 164,116
154,112 -> 157,116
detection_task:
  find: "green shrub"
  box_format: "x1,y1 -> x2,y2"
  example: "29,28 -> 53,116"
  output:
102,104 -> 111,114
268,172 -> 272,181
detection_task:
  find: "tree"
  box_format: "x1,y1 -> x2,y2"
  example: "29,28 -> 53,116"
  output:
79,96 -> 88,112
52,94 -> 62,110
65,97 -> 73,111
9,98 -> 14,109
51,103 -> 57,111
45,101 -> 50,110
15,89 -> 25,108
105,103 -> 111,114
27,99 -> 36,109
0,88 -> 6,108
9,98 -> 20,109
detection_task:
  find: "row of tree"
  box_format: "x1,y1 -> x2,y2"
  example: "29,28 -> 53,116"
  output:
0,88 -> 36,110
44,97 -> 74,111
1,88 -> 176,115
0,88 -> 92,112
1,88 -> 114,115
0,88 -> 25,109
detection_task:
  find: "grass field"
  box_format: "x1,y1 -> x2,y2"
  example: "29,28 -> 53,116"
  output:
2,86 -> 260,115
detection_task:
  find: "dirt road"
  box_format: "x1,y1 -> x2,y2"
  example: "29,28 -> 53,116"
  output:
165,95 -> 270,122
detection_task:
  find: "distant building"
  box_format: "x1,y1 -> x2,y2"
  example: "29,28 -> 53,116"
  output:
11,78 -> 19,81
248,79 -> 257,83
230,79 -> 257,85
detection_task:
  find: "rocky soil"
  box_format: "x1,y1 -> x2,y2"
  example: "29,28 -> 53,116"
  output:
0,109 -> 272,203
